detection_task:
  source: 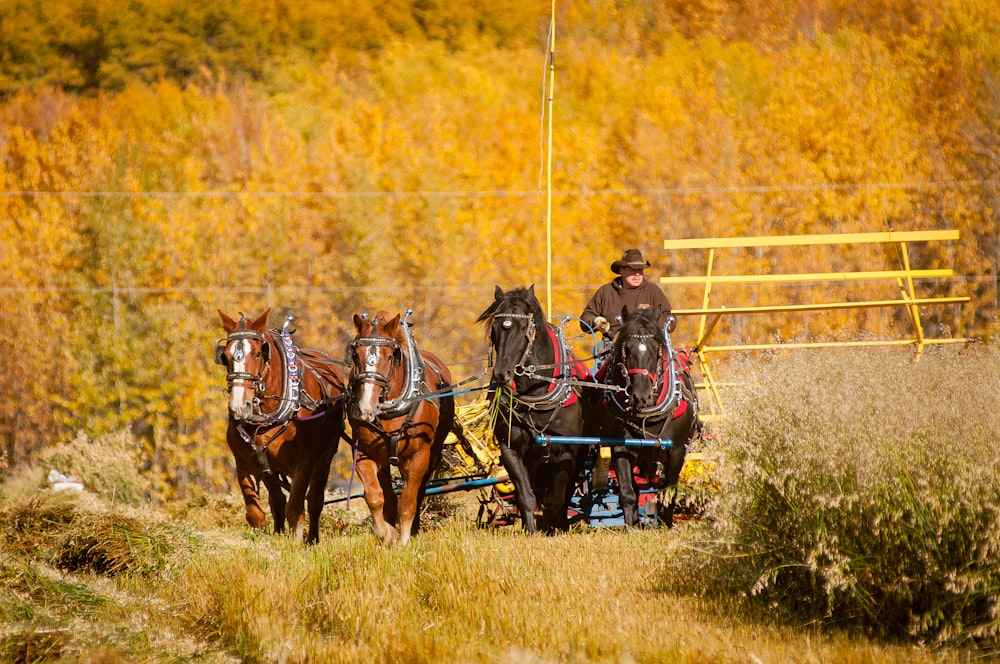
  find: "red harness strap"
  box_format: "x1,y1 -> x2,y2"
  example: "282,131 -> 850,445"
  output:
549,325 -> 589,406
612,345 -> 690,419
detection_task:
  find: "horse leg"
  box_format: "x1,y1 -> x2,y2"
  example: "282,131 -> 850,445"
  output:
264,474 -> 287,534
304,453 -> 335,545
378,466 -> 399,530
412,418 -> 448,538
234,458 -> 269,531
612,449 -> 640,527
499,444 -> 538,534
357,458 -> 398,545
396,445 -> 432,546
658,443 -> 688,528
228,424 -> 270,531
541,456 -> 575,533
284,468 -> 312,543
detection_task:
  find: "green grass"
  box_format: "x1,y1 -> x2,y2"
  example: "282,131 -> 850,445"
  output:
1,344 -> 998,662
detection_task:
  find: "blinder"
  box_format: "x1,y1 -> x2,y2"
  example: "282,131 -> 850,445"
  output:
347,335 -> 401,375
214,333 -> 270,366
214,340 -> 227,366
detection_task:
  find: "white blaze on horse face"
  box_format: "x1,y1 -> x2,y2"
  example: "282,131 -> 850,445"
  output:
354,345 -> 382,422
228,338 -> 254,418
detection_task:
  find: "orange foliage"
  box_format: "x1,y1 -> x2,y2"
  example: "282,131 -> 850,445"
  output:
0,1 -> 996,497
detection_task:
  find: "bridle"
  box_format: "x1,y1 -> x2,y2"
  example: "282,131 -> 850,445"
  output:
488,305 -> 581,416
614,330 -> 664,400
346,314 -> 402,401
215,316 -> 270,391
346,309 -> 439,465
215,315 -> 303,425
347,309 -> 430,420
489,310 -> 536,372
605,321 -> 684,422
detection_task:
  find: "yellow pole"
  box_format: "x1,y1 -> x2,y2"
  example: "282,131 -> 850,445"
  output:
545,1 -> 556,318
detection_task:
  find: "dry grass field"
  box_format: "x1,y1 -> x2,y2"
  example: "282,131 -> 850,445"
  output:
2,344 -> 998,663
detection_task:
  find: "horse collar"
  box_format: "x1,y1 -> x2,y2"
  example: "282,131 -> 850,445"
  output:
243,328 -> 301,424
503,323 -> 580,410
351,322 -> 428,420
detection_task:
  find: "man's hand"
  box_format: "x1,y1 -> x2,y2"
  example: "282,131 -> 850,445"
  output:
592,316 -> 610,334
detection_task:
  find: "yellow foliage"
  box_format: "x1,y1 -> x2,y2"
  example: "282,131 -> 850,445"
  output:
0,1 -> 995,500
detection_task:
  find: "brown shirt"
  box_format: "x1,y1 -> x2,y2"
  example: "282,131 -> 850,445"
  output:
580,278 -> 672,338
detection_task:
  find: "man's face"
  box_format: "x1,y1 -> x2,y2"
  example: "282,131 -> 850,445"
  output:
620,266 -> 644,288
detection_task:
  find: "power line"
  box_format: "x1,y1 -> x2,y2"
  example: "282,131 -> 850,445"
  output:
0,179 -> 996,199
0,275 -> 994,296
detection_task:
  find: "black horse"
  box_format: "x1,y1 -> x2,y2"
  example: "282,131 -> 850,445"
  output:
476,285 -> 595,534
595,305 -> 701,527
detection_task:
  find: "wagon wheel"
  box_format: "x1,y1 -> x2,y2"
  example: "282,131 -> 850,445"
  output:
476,486 -> 518,528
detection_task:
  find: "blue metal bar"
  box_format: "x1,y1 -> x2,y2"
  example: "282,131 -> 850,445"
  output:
534,435 -> 673,448
424,476 -> 505,495
326,475 -> 506,504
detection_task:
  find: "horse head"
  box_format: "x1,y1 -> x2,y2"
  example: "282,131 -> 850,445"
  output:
612,305 -> 666,412
217,307 -> 273,421
476,285 -> 544,388
347,310 -> 405,423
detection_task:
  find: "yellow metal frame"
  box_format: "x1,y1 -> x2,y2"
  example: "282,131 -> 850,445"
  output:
660,230 -> 970,420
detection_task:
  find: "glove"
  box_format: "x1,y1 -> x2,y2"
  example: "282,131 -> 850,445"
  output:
592,316 -> 611,334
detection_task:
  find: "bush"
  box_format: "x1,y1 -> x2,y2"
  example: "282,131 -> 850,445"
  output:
699,344 -> 1000,647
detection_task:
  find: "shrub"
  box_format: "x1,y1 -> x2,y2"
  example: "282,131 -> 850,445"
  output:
700,344 -> 1000,647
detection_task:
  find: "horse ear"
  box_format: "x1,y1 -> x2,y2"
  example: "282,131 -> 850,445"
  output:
353,313 -> 364,331
494,285 -> 504,300
219,309 -> 237,332
250,308 -> 271,331
527,284 -> 535,297
386,314 -> 402,333
621,305 -> 629,322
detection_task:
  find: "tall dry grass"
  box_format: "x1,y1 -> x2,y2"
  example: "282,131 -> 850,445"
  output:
695,343 -> 1000,648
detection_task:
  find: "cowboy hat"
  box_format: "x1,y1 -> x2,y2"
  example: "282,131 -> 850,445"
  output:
611,248 -> 651,274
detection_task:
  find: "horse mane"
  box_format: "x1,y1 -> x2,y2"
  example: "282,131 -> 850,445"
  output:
614,306 -> 662,352
476,286 -> 544,326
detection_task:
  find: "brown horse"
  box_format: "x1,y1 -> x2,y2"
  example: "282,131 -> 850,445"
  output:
216,308 -> 347,543
345,309 -> 454,546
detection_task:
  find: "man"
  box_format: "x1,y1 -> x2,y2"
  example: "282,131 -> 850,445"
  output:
580,248 -> 672,340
